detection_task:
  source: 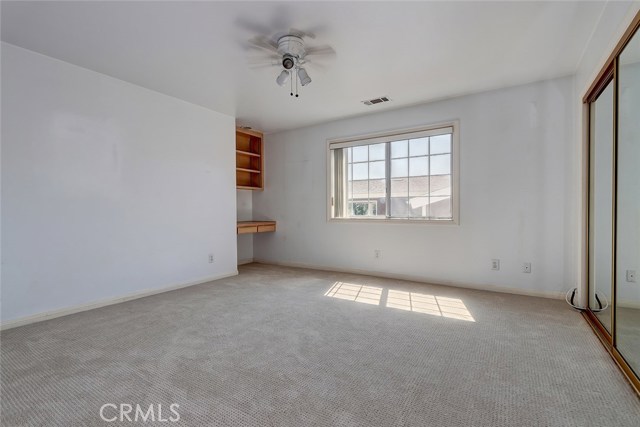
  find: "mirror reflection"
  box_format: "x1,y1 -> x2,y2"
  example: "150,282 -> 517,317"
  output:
616,28 -> 640,375
589,81 -> 614,333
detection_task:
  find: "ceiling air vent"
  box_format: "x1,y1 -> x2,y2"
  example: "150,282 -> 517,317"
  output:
362,96 -> 390,106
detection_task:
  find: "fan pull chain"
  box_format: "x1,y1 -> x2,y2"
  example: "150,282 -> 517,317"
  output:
287,68 -> 301,98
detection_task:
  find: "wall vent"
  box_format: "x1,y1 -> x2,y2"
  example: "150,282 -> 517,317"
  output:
362,96 -> 390,106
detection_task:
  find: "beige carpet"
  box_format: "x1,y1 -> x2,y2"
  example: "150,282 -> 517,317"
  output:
590,305 -> 640,375
2,263 -> 639,426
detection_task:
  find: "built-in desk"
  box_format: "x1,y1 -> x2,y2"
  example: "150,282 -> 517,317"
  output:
237,221 -> 276,234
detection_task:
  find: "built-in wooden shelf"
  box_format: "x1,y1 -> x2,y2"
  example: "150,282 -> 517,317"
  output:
236,149 -> 261,158
236,167 -> 261,174
237,221 -> 276,234
236,128 -> 264,190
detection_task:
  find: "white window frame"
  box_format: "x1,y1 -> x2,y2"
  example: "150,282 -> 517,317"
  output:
326,121 -> 460,225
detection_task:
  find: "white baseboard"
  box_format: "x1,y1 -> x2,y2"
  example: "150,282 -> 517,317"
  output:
0,270 -> 239,331
237,258 -> 254,266
252,258 -> 566,300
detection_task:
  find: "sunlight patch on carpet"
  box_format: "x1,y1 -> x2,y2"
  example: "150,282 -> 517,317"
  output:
326,282 -> 475,322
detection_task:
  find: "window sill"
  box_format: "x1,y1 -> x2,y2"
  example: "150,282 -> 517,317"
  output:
328,217 -> 458,225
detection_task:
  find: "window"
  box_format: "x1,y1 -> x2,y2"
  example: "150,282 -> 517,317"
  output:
328,123 -> 458,223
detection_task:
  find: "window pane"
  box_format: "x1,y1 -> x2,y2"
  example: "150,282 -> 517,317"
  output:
368,178 -> 386,200
429,196 -> 452,219
369,160 -> 385,179
409,156 -> 428,177
430,134 -> 451,154
391,158 -> 408,178
391,177 -> 409,217
429,175 -> 451,196
430,154 -> 451,175
345,143 -> 387,218
350,179 -> 368,199
409,138 -> 428,156
391,177 -> 408,197
352,145 -> 368,162
369,143 -> 386,161
376,197 -> 387,217
349,180 -> 353,204
390,198 -> 409,217
409,197 -> 429,218
409,177 -> 428,218
409,176 -> 429,197
353,163 -> 368,180
369,179 -> 387,216
391,140 -> 408,158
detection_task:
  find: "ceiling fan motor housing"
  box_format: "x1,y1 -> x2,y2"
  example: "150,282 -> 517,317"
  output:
277,35 -> 306,61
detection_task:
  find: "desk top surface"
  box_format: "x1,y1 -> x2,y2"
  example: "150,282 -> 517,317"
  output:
237,220 -> 276,227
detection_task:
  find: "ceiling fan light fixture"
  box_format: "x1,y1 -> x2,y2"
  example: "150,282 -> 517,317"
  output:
282,55 -> 295,70
276,70 -> 290,86
297,67 -> 311,86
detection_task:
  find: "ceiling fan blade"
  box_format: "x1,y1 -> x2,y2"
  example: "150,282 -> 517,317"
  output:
248,36 -> 278,53
249,53 -> 280,61
303,58 -> 327,72
248,62 -> 280,69
289,27 -> 316,39
305,45 -> 336,57
247,55 -> 281,69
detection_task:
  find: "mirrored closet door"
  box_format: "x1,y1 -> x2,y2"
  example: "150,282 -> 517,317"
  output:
615,23 -> 640,377
588,79 -> 614,334
585,11 -> 640,395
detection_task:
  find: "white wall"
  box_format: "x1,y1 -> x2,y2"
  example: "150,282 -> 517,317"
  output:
1,43 -> 237,324
253,77 -> 574,297
236,189 -> 253,263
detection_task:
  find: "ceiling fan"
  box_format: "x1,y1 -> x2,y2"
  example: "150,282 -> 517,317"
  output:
248,29 -> 335,97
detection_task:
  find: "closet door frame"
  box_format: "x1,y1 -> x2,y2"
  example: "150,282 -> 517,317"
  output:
584,68 -> 615,345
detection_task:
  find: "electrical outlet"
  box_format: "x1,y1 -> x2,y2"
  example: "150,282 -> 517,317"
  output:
491,259 -> 500,271
627,270 -> 636,283
523,262 -> 532,273
208,254 -> 214,264
374,249 -> 381,259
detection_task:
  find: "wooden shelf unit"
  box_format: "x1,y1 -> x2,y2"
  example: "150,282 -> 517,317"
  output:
236,128 -> 264,190
237,221 -> 276,234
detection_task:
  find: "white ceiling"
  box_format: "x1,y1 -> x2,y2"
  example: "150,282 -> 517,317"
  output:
1,1 -> 607,134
